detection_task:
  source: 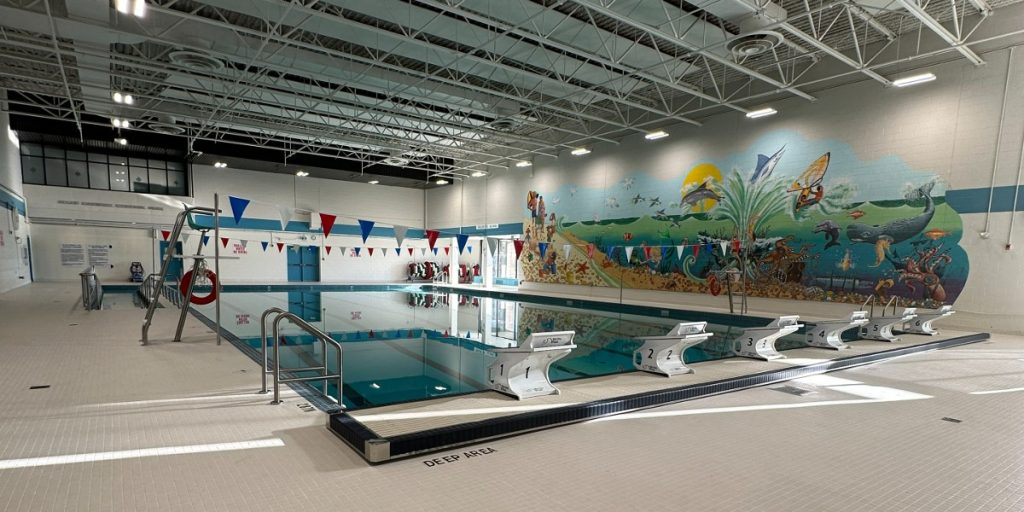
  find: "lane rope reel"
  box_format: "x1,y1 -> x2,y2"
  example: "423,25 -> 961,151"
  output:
180,269 -> 218,305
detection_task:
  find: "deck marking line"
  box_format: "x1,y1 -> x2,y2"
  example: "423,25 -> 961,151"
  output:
0,439 -> 285,470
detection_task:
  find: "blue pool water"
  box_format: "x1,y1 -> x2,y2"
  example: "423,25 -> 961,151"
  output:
189,288 -> 805,410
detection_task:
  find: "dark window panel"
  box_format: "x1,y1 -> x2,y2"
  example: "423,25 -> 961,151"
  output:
44,158 -> 67,186
68,160 -> 89,188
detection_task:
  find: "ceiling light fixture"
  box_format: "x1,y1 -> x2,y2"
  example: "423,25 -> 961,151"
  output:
571,147 -> 591,156
8,127 -> 19,148
436,179 -> 449,185
645,130 -> 669,140
114,137 -> 128,146
295,170 -> 309,177
515,160 -> 532,168
214,162 -> 227,168
893,72 -> 937,88
745,107 -> 778,119
111,118 -> 130,129
116,0 -> 146,18
368,180 -> 379,185
471,171 -> 486,177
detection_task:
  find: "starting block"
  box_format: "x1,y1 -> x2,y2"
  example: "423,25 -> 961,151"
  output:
901,305 -> 954,335
488,331 -> 576,400
733,316 -> 802,360
633,322 -> 714,376
861,308 -> 917,342
805,311 -> 869,350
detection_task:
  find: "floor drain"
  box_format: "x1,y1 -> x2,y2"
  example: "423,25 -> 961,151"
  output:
941,417 -> 962,423
770,385 -> 815,397
29,385 -> 50,390
297,403 -> 315,412
68,323 -> 78,326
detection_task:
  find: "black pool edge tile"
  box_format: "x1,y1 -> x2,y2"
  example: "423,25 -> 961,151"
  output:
329,332 -> 989,464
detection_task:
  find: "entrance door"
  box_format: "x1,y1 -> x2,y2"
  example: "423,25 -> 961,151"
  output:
287,245 -> 320,282
159,241 -> 183,282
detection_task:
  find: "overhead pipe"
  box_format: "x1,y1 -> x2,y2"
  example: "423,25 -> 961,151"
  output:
983,47 -> 1014,238
1007,50 -> 1024,249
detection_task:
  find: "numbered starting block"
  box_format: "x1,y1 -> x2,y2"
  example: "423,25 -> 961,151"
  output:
861,308 -> 917,342
488,331 -> 576,400
805,311 -> 869,350
633,322 -> 714,377
901,305 -> 954,336
733,316 -> 803,360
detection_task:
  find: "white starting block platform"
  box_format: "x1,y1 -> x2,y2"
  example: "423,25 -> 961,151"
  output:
861,308 -> 917,342
633,322 -> 714,377
805,311 -> 869,350
733,316 -> 803,361
488,331 -> 576,400
901,305 -> 955,336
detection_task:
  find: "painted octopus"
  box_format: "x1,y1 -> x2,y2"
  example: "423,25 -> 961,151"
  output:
897,246 -> 952,302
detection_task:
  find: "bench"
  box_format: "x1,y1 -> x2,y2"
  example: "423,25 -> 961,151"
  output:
633,322 -> 714,376
488,331 -> 577,399
805,311 -> 869,350
733,316 -> 803,360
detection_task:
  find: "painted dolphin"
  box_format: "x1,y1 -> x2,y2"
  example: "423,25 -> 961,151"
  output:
681,181 -> 722,208
846,182 -> 935,245
813,220 -> 841,250
750,145 -> 786,183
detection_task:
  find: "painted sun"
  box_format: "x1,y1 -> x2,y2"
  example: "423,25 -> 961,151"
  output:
681,163 -> 723,212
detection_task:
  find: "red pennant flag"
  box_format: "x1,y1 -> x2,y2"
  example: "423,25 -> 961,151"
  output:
325,246 -> 333,255
692,244 -> 701,256
160,230 -> 170,241
220,237 -> 229,248
408,247 -> 414,256
642,246 -> 652,259
513,239 -> 525,259
368,330 -> 375,338
368,247 -> 375,256
319,213 -> 337,238
425,230 -> 440,250
732,238 -> 741,253
587,243 -> 595,258
444,246 -> 450,256
276,242 -> 284,252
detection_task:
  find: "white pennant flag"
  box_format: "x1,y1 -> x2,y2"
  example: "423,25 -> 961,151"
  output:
278,206 -> 293,230
393,225 -> 409,247
562,244 -> 571,260
624,246 -> 634,261
676,245 -> 684,259
720,241 -> 728,255
240,239 -> 249,249
339,246 -> 347,257
181,233 -> 192,246
421,247 -> 428,257
486,237 -> 498,256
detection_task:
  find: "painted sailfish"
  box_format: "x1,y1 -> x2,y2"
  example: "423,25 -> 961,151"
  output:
750,145 -> 786,183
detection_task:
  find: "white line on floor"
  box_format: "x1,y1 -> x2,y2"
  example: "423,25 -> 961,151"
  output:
353,403 -> 583,422
82,390 -> 300,407
0,439 -> 286,470
970,387 -> 1024,395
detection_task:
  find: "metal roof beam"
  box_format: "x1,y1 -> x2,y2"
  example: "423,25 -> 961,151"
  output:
895,0 -> 985,65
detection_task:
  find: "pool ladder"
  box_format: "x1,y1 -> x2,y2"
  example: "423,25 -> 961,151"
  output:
260,308 -> 344,407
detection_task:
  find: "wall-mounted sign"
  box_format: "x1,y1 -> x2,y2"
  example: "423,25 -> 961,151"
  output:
60,243 -> 84,266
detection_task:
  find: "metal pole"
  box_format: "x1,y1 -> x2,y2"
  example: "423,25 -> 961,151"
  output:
174,240 -> 204,342
273,316 -> 283,404
142,211 -> 188,344
215,193 -> 222,346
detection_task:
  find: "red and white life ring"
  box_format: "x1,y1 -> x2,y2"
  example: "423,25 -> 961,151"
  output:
708,273 -> 722,296
179,269 -> 218,305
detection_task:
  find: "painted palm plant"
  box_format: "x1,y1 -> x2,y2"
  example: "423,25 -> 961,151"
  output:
713,169 -> 791,241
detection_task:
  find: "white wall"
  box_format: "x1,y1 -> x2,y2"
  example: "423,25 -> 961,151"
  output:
0,91 -> 31,293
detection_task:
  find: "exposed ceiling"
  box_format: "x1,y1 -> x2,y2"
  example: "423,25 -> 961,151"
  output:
1,0 -> 1023,188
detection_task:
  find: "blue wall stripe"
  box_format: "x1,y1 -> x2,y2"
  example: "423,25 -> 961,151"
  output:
0,186 -> 26,216
946,185 -> 1024,214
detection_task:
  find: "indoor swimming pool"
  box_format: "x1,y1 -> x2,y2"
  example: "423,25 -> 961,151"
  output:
184,286 -> 804,410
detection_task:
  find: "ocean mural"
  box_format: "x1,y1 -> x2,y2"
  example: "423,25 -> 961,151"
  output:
520,131 -> 968,308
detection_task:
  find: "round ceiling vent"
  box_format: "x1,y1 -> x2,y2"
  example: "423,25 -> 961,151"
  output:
486,118 -> 520,132
149,122 -> 185,135
169,50 -> 225,71
381,156 -> 410,167
726,31 -> 784,58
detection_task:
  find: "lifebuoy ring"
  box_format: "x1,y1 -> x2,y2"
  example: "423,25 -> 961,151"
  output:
180,269 -> 218,305
708,274 -> 722,296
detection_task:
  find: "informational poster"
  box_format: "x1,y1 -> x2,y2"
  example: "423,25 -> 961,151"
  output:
88,245 -> 111,266
61,244 -> 85,266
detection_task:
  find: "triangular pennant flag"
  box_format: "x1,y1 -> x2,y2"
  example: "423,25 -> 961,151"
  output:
732,238 -> 741,253
380,247 -> 387,257
220,237 -> 229,248
562,244 -> 571,259
642,246 -> 652,260
425,230 -> 440,250
368,247 -> 375,256
160,230 -> 170,241
661,246 -> 668,260
393,225 -> 409,247
467,246 -> 472,254
261,241 -> 269,251
720,241 -> 728,255
421,247 -> 428,256
395,247 -> 401,256
456,234 -> 469,254
676,245 -> 684,259
625,246 -> 634,262
202,235 -> 210,247
354,247 -> 362,257
587,243 -> 595,259
276,242 -> 285,252
692,244 -> 701,256
181,233 -> 191,245
432,247 -> 439,256
444,246 -> 450,256
228,196 -> 250,225
605,245 -> 616,261
466,331 -> 472,338
486,237 -> 498,256
339,246 -> 347,256
706,241 -> 714,255
240,239 -> 249,249
358,219 -> 375,243
278,206 -> 293,230
513,239 -> 525,259
408,247 -> 414,256
325,246 -> 333,255
538,242 -> 549,259
319,213 -> 337,238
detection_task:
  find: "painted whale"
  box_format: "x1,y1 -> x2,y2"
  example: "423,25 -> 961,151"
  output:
846,182 -> 935,245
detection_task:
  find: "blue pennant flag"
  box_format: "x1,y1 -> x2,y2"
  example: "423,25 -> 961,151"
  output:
432,247 -> 439,256
354,247 -> 362,256
201,235 -> 210,247
466,330 -> 471,338
605,245 -> 616,261
538,242 -> 549,259
456,234 -> 469,254
261,241 -> 269,251
228,196 -> 250,225
394,247 -> 401,256
467,246 -> 472,254
661,246 -> 668,260
358,219 -> 375,243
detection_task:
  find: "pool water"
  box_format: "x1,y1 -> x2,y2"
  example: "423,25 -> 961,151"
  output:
193,289 -> 805,410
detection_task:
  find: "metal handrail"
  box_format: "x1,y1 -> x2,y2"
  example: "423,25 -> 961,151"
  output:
259,307 -> 288,394
266,309 -> 343,406
79,267 -> 102,310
